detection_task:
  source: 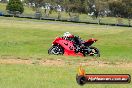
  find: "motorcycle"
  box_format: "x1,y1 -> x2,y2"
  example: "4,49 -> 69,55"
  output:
48,36 -> 100,57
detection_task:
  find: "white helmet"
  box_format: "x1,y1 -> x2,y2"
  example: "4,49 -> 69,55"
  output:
63,32 -> 74,38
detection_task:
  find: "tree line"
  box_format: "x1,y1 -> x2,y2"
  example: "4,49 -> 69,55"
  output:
5,0 -> 132,20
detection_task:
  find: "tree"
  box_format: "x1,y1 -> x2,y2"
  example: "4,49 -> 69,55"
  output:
6,0 -> 24,16
87,0 -> 109,18
108,0 -> 132,26
24,0 -> 44,10
122,0 -> 132,26
25,0 -> 50,17
63,0 -> 85,21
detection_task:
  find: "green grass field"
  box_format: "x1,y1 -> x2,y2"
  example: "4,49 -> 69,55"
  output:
0,16 -> 132,88
0,64 -> 132,88
0,16 -> 132,61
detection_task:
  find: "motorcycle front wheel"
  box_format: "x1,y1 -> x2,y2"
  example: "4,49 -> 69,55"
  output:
48,45 -> 64,55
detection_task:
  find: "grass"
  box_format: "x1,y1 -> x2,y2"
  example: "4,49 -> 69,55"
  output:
0,64 -> 132,88
0,16 -> 132,61
0,16 -> 132,88
0,3 -> 6,12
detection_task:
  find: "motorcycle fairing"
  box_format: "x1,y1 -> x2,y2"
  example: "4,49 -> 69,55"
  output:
84,38 -> 97,46
53,37 -> 83,56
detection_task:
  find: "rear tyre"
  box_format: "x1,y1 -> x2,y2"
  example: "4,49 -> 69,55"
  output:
48,45 -> 64,55
89,46 -> 100,57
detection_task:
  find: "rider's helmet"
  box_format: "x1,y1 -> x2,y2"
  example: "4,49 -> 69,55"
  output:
63,32 -> 74,40
63,32 -> 74,38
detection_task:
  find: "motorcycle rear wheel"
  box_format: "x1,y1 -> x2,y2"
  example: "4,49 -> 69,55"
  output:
48,45 -> 64,55
89,46 -> 100,57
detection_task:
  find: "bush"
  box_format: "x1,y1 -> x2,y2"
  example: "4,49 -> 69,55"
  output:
6,0 -> 24,15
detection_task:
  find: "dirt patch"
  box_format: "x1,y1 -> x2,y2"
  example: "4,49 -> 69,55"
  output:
0,59 -> 32,65
0,59 -> 65,66
40,59 -> 65,66
0,58 -> 132,67
78,60 -> 132,68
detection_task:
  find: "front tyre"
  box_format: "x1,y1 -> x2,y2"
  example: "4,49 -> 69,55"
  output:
48,45 -> 64,55
89,46 -> 100,57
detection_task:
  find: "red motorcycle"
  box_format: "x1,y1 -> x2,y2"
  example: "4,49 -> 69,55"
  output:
48,36 -> 100,57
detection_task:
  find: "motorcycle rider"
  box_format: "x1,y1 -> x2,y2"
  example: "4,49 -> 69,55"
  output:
63,32 -> 83,44
63,32 -> 74,41
63,32 -> 84,52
